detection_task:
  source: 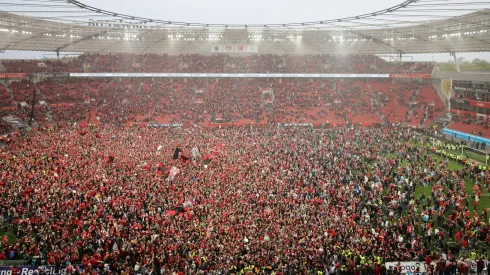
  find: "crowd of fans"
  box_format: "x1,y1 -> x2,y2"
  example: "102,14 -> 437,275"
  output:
1,57 -> 86,73
2,54 -> 477,275
0,84 -> 13,106
88,79 -> 438,126
1,54 -> 434,74
0,77 -> 439,129
0,104 -> 88,127
7,80 -> 36,103
370,82 -> 444,127
36,79 -> 93,103
0,125 -> 488,275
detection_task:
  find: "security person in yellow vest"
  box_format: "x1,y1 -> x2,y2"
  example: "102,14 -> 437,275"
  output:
346,250 -> 353,260
360,255 -> 366,265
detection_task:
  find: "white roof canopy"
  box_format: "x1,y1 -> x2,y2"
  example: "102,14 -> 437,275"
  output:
0,9 -> 489,55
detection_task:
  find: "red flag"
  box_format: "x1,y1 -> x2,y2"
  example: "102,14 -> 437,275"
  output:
166,210 -> 177,216
105,155 -> 114,164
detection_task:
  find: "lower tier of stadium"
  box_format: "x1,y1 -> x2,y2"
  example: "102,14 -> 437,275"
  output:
0,79 -> 445,134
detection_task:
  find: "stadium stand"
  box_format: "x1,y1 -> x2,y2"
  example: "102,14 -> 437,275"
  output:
447,86 -> 490,138
0,83 -> 13,106
2,2 -> 490,272
0,78 -> 437,127
7,80 -> 35,103
1,54 -> 434,74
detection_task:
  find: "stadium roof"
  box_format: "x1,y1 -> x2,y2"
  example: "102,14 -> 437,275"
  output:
0,3 -> 489,55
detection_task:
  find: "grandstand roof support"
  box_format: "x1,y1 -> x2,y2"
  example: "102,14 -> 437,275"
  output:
445,10 -> 490,51
179,41 -> 192,54
451,52 -> 461,72
349,31 -> 404,54
56,31 -> 109,52
100,39 -> 127,53
1,9 -> 490,54
3,33 -> 45,51
403,23 -> 454,53
275,43 -> 288,55
303,35 -> 324,55
458,35 -> 490,50
141,30 -> 165,53
98,29 -> 153,53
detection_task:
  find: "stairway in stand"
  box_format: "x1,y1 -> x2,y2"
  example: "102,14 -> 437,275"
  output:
4,85 -> 14,102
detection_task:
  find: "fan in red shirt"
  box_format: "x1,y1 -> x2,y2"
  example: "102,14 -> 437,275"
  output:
10,266 -> 19,275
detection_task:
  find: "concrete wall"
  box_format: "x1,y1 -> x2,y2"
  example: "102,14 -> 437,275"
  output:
432,71 -> 490,81
432,78 -> 449,107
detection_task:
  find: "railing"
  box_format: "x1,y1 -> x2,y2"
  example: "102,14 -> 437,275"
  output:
0,126 -> 15,136
421,111 -> 450,130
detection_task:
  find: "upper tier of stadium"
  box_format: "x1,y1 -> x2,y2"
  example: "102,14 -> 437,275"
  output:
0,54 -> 434,74
0,2 -> 489,55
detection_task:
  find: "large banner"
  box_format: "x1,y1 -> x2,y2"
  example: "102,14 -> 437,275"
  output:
278,123 -> 314,127
149,123 -> 184,128
235,45 -> 246,53
70,73 -> 390,78
454,86 -> 490,93
223,45 -> 234,53
0,73 -> 26,79
469,100 -> 490,109
386,260 -> 487,274
210,44 -> 258,53
0,264 -> 84,274
0,73 -> 67,78
390,73 -> 432,79
33,73 -> 69,78
441,79 -> 452,96
385,262 -> 428,274
211,45 -> 223,53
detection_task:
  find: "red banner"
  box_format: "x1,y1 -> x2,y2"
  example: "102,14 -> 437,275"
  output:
390,74 -> 431,79
204,123 -> 266,128
469,100 -> 490,109
0,73 -> 26,79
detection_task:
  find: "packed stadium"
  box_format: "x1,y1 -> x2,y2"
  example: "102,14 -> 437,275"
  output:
1,0 -> 490,274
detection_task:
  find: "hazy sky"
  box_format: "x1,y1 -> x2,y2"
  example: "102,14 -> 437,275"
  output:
79,0 -> 397,25
1,0 -> 490,61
